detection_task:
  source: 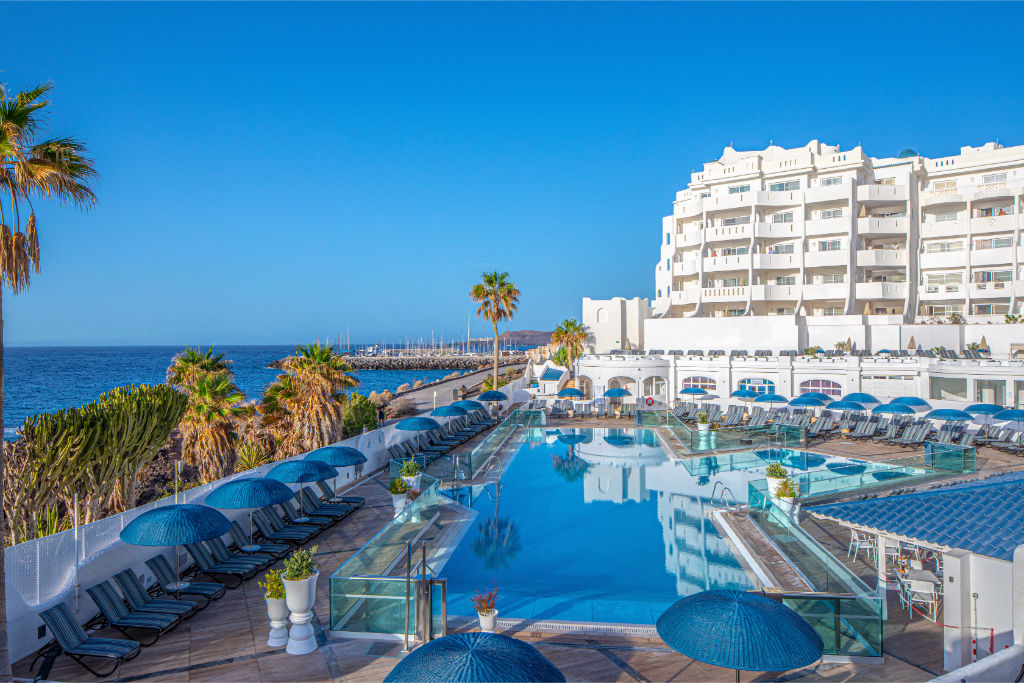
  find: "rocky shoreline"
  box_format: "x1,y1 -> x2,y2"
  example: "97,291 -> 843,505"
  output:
267,354 -> 527,371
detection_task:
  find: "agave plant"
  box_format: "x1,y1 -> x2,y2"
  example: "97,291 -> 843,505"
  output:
179,373 -> 247,482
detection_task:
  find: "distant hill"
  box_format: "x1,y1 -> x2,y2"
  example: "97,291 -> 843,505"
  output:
499,330 -> 552,346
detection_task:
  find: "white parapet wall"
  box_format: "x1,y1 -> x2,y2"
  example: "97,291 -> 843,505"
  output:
582,296 -> 650,354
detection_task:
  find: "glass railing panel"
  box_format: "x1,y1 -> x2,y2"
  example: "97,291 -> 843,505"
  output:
782,594 -> 883,657
926,441 -> 977,472
331,576 -> 412,633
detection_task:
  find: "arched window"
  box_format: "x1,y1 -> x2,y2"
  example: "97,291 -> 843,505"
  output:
682,376 -> 717,391
800,379 -> 842,396
737,378 -> 776,395
596,308 -> 608,323
657,289 -> 662,298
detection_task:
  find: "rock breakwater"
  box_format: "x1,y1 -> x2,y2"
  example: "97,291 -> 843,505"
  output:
268,355 -> 526,371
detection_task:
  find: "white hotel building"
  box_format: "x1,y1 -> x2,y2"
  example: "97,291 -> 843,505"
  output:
579,140 -> 1024,408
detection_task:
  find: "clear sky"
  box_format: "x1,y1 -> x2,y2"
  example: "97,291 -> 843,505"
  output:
2,1 -> 1021,345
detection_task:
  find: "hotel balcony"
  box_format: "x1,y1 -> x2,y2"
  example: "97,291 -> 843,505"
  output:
857,217 -> 906,236
803,183 -> 849,204
755,189 -> 802,207
670,289 -> 700,305
920,251 -> 966,269
970,248 -> 1014,267
702,254 -> 751,272
804,249 -> 849,268
919,283 -> 964,300
674,232 -> 703,248
921,220 -> 969,239
755,221 -> 799,239
856,281 -> 907,300
921,190 -> 966,208
749,284 -> 799,301
805,217 -> 849,236
703,192 -> 756,213
705,224 -> 752,242
856,248 -> 907,268
972,214 -> 1017,234
673,199 -> 704,219
801,282 -> 848,299
969,281 -> 1011,299
856,183 -> 909,203
672,259 -> 699,276
752,253 -> 798,269
701,286 -> 748,302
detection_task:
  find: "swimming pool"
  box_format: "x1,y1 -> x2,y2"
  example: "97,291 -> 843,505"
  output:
438,427 -> 879,625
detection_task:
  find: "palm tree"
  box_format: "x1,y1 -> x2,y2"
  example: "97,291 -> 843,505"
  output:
0,81 -> 97,677
470,271 -> 520,392
551,319 -> 588,378
260,343 -> 359,456
179,373 -> 247,482
166,346 -> 230,388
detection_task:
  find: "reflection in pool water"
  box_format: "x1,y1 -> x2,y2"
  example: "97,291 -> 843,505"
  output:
439,427 -> 866,624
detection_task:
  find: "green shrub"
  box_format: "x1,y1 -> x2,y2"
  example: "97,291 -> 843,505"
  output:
400,459 -> 421,477
283,545 -> 319,581
259,569 -> 285,599
765,463 -> 787,479
775,477 -> 799,499
696,411 -> 709,424
388,478 -> 410,494
342,393 -> 378,438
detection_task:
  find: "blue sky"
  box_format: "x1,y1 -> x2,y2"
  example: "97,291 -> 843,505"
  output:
2,1 -> 1021,345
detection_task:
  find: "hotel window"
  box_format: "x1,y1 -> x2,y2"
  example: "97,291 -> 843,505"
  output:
820,208 -> 843,219
974,237 -> 1013,250
924,241 -> 962,253
934,210 -> 958,222
975,303 -> 1010,315
737,378 -> 776,395
924,304 -> 963,316
877,178 -> 895,186
775,276 -> 796,285
772,211 -> 794,223
982,173 -> 1008,184
728,184 -> 751,194
933,179 -> 957,191
822,273 -> 844,284
930,377 -> 967,401
721,247 -> 748,256
700,192 -> 711,198
974,270 -> 1011,283
976,379 -> 1005,403
800,379 -> 842,397
776,307 -> 795,315
726,308 -> 745,317
682,376 -> 716,392
769,180 -> 800,192
722,277 -> 743,287
820,176 -> 842,186
721,215 -> 750,226
665,233 -> 671,245
818,240 -> 842,252
772,243 -> 795,254
978,204 -> 1014,217
876,209 -> 906,218
821,306 -> 843,316
657,289 -> 662,298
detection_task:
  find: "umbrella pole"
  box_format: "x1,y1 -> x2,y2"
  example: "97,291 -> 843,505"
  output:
249,509 -> 255,553
735,669 -> 740,683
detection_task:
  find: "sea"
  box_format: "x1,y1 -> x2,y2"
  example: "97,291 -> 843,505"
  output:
2,345 -> 465,435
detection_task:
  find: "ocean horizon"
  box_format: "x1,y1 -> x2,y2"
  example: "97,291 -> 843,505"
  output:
2,345 -> 470,433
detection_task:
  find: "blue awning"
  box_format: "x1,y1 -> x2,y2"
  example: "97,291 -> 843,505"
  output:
540,368 -> 564,381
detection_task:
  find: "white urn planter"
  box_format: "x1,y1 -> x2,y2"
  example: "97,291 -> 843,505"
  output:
400,474 -> 422,490
265,597 -> 289,648
283,571 -> 319,655
774,496 -> 801,521
391,493 -> 408,517
766,475 -> 787,498
477,609 -> 498,633
697,423 -> 710,433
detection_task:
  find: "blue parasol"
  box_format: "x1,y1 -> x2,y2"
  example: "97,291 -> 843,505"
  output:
730,389 -> 759,400
604,388 -> 632,398
891,396 -> 931,408
120,504 -> 232,590
680,387 -> 708,396
452,400 -> 487,412
799,392 -> 833,402
789,395 -> 826,407
871,403 -> 914,415
205,478 -> 294,552
478,390 -> 508,402
825,400 -> 866,412
842,393 -> 880,404
396,416 -> 442,431
432,405 -> 470,417
656,590 -> 823,678
754,393 -> 787,404
924,409 -> 973,421
965,403 -> 1004,416
557,387 -> 585,399
266,459 -> 335,484
383,632 -> 565,682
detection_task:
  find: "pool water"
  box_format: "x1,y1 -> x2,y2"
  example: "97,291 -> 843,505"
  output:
438,427 -> 871,624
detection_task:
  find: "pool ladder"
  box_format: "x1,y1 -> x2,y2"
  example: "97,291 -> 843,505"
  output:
710,481 -> 746,517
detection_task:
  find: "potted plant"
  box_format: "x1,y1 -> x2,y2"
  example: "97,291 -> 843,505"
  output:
696,411 -> 711,433
471,584 -> 499,633
399,459 -> 422,490
765,462 -> 788,498
282,545 -> 319,655
389,477 -> 410,516
258,569 -> 288,648
772,477 -> 801,520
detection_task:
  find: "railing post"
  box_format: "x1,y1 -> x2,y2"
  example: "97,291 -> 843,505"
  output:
403,540 -> 411,652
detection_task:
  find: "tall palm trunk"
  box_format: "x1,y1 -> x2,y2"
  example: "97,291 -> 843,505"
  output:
0,289 -> 10,679
491,320 -> 499,393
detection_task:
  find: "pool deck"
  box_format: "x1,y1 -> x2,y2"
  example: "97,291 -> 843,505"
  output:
19,418 -> 1013,682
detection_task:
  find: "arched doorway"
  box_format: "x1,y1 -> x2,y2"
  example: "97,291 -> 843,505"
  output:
642,376 -> 667,403
737,378 -> 776,395
577,375 -> 594,400
607,376 -> 638,397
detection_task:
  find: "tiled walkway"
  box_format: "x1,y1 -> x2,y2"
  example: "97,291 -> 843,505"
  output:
17,420 -> 997,682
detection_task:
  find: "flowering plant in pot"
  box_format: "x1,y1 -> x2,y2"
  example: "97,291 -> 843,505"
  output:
772,476 -> 801,519
258,569 -> 288,648
471,584 -> 499,633
696,410 -> 711,432
282,545 -> 319,655
389,477 -> 410,516
399,459 -> 422,490
765,462 -> 788,497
